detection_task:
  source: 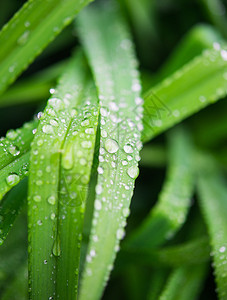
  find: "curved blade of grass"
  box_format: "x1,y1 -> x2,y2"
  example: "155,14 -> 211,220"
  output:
147,268 -> 169,300
0,178 -> 27,245
142,44 -> 227,143
126,126 -> 194,249
28,51 -> 89,299
56,84 -> 99,299
1,263 -> 28,300
159,264 -> 208,300
0,60 -> 66,107
154,24 -> 223,84
0,152 -> 29,201
0,0 -> 93,97
0,120 -> 37,170
197,154 -> 227,300
77,3 -> 143,299
120,236 -> 210,268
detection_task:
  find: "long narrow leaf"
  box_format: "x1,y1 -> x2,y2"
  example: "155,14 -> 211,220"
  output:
28,51 -> 90,299
142,44 -> 227,142
77,3 -> 143,299
197,154 -> 227,300
0,0 -> 93,96
126,126 -> 194,249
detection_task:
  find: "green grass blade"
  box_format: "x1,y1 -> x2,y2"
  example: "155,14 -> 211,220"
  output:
120,236 -> 210,268
56,84 -> 99,299
0,152 -> 29,201
126,126 -> 194,249
147,268 -> 169,300
0,0 -> 93,97
77,3 -> 143,299
28,51 -> 89,299
197,154 -> 227,300
154,24 -> 223,84
0,120 -> 37,170
0,178 -> 27,245
159,264 -> 207,300
0,60 -> 65,107
142,45 -> 227,143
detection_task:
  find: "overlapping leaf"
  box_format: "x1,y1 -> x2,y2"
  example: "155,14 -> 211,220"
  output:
77,3 -> 143,299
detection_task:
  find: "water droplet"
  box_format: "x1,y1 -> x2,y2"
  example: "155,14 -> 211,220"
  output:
95,200 -> 102,210
53,236 -> 61,256
95,184 -> 103,195
81,141 -> 92,149
97,167 -> 104,174
36,180 -> 43,186
47,195 -> 56,205
17,30 -> 30,45
123,207 -> 130,217
199,95 -> 206,103
37,112 -> 43,119
123,144 -> 133,154
6,174 -> 20,186
8,145 -> 20,156
33,195 -> 41,202
173,110 -> 180,117
221,49 -> 227,61
6,130 -> 18,140
122,160 -> 128,166
105,139 -> 119,153
50,119 -> 58,127
132,82 -> 141,92
62,145 -> 73,169
50,213 -> 56,220
81,119 -> 90,127
49,98 -> 64,111
44,260 -> 48,265
220,246 -> 226,253
127,166 -> 139,179
42,125 -> 54,135
116,228 -> 125,240
135,97 -> 144,105
50,88 -> 55,94
37,220 -> 43,226
85,128 -> 95,134
100,107 -> 109,117
101,130 -> 107,138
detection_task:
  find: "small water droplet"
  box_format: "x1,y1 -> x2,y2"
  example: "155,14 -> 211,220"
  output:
116,228 -> 125,240
85,128 -> 95,134
42,125 -> 54,135
47,195 -> 56,205
81,119 -> 90,127
95,184 -> 103,195
220,246 -> 226,253
95,200 -> 102,210
33,195 -> 41,202
44,260 -> 48,265
123,144 -> 133,154
53,236 -> 61,256
123,207 -> 130,217
17,30 -> 30,45
81,141 -> 92,149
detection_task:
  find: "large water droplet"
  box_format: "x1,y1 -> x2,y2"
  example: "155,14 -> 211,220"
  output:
6,130 -> 18,140
6,174 -> 20,186
8,145 -> 20,156
33,195 -> 41,202
105,139 -> 119,153
127,166 -> 139,179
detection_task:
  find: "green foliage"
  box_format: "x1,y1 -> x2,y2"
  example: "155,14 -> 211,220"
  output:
0,0 -> 227,299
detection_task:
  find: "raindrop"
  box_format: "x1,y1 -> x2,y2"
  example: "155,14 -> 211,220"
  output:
42,125 -> 54,135
6,174 -> 20,186
8,145 -> 20,156
17,30 -> 30,45
116,228 -> 125,240
95,184 -> 103,195
33,195 -> 41,202
105,139 -> 119,153
6,130 -> 18,140
53,236 -> 61,256
81,141 -> 92,149
81,119 -> 90,127
95,200 -> 102,210
123,144 -> 133,154
85,128 -> 95,134
123,207 -> 130,217
219,246 -> 226,253
47,195 -> 56,205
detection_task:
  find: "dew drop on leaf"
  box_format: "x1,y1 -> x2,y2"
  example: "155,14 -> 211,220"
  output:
47,195 -> 56,205
8,145 -> 20,156
123,144 -> 133,154
42,125 -> 54,135
105,139 -> 119,153
6,174 -> 20,186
